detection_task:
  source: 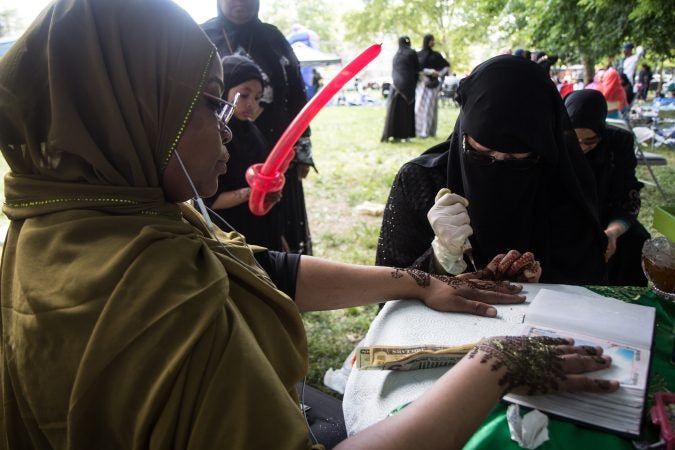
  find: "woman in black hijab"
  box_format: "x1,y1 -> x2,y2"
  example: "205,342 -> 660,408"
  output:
377,55 -> 607,285
381,36 -> 421,142
202,0 -> 314,255
564,89 -> 649,286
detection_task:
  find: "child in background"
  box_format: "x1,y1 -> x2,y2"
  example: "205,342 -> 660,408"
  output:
204,55 -> 284,250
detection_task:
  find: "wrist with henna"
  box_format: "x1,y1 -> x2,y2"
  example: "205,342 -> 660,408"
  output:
390,267 -> 521,293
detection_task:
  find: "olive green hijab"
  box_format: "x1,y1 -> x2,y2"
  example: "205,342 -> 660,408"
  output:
0,0 -> 313,448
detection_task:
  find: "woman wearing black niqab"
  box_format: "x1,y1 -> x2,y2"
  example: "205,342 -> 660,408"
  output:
564,89 -> 649,286
377,55 -> 608,285
381,36 -> 421,142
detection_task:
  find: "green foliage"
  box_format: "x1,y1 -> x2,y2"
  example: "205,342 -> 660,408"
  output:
343,0 -> 498,73
482,0 -> 673,73
628,0 -> 675,60
259,0 -> 342,51
255,0 -> 673,73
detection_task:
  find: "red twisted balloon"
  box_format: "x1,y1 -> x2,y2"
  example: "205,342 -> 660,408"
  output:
246,43 -> 382,216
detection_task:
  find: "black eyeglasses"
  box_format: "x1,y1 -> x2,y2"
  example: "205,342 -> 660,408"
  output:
203,91 -> 239,144
462,135 -> 540,170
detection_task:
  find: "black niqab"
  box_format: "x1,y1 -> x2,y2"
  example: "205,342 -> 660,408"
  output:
444,55 -> 607,284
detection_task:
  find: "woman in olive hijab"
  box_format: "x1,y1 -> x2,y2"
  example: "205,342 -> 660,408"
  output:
0,2 -> 618,447
378,55 -> 608,285
564,89 -> 649,286
0,0 -> 312,447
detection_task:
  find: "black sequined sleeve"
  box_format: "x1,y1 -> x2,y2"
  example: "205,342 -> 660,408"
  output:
375,161 -> 445,270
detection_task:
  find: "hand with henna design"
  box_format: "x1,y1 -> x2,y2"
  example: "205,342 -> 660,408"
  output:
340,334 -> 620,450
460,250 -> 542,283
393,268 -> 527,317
468,336 -> 619,395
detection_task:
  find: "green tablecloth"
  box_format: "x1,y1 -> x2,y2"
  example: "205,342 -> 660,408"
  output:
464,287 -> 675,450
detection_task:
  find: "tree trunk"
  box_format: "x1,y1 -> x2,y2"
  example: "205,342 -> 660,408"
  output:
582,56 -> 595,85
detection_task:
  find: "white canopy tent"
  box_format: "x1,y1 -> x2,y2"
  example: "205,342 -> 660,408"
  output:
290,42 -> 341,67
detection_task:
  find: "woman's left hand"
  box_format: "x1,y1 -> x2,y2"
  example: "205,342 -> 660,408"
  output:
419,271 -> 525,317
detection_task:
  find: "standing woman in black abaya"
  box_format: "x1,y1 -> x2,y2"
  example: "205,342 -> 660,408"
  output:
415,34 -> 450,139
202,0 -> 314,255
382,36 -> 421,142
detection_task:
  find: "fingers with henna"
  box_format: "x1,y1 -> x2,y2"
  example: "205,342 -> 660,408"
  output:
459,278 -> 523,292
458,288 -> 526,305
555,345 -> 604,356
459,300 -> 499,317
497,250 -> 522,276
485,254 -> 506,278
521,261 -> 541,281
560,352 -> 612,374
506,252 -> 535,278
561,376 -> 620,393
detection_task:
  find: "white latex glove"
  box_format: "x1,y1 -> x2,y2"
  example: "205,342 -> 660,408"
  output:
427,189 -> 473,274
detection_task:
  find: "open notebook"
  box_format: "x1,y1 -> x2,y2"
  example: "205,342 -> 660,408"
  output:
505,288 -> 655,437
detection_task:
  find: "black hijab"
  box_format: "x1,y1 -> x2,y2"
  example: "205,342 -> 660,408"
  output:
444,55 -> 607,284
564,89 -> 607,136
417,34 -> 450,71
221,54 -> 264,91
418,34 -> 434,67
564,89 -> 624,223
392,36 -> 419,101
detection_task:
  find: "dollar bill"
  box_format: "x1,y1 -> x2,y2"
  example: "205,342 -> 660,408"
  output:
356,343 -> 476,371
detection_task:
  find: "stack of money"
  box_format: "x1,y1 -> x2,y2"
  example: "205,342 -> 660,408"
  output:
356,343 -> 476,371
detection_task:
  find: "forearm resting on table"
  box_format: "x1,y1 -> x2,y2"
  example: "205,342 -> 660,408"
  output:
334,353 -> 505,450
294,256 -> 428,312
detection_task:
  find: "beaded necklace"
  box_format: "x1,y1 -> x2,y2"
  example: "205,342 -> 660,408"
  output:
221,28 -> 253,56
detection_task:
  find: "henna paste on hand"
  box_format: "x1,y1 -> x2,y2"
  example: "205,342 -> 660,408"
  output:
498,250 -> 522,276
509,252 -> 535,277
392,268 -> 519,292
594,379 -> 614,391
391,268 -> 431,287
468,336 -> 569,395
580,346 -> 599,356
